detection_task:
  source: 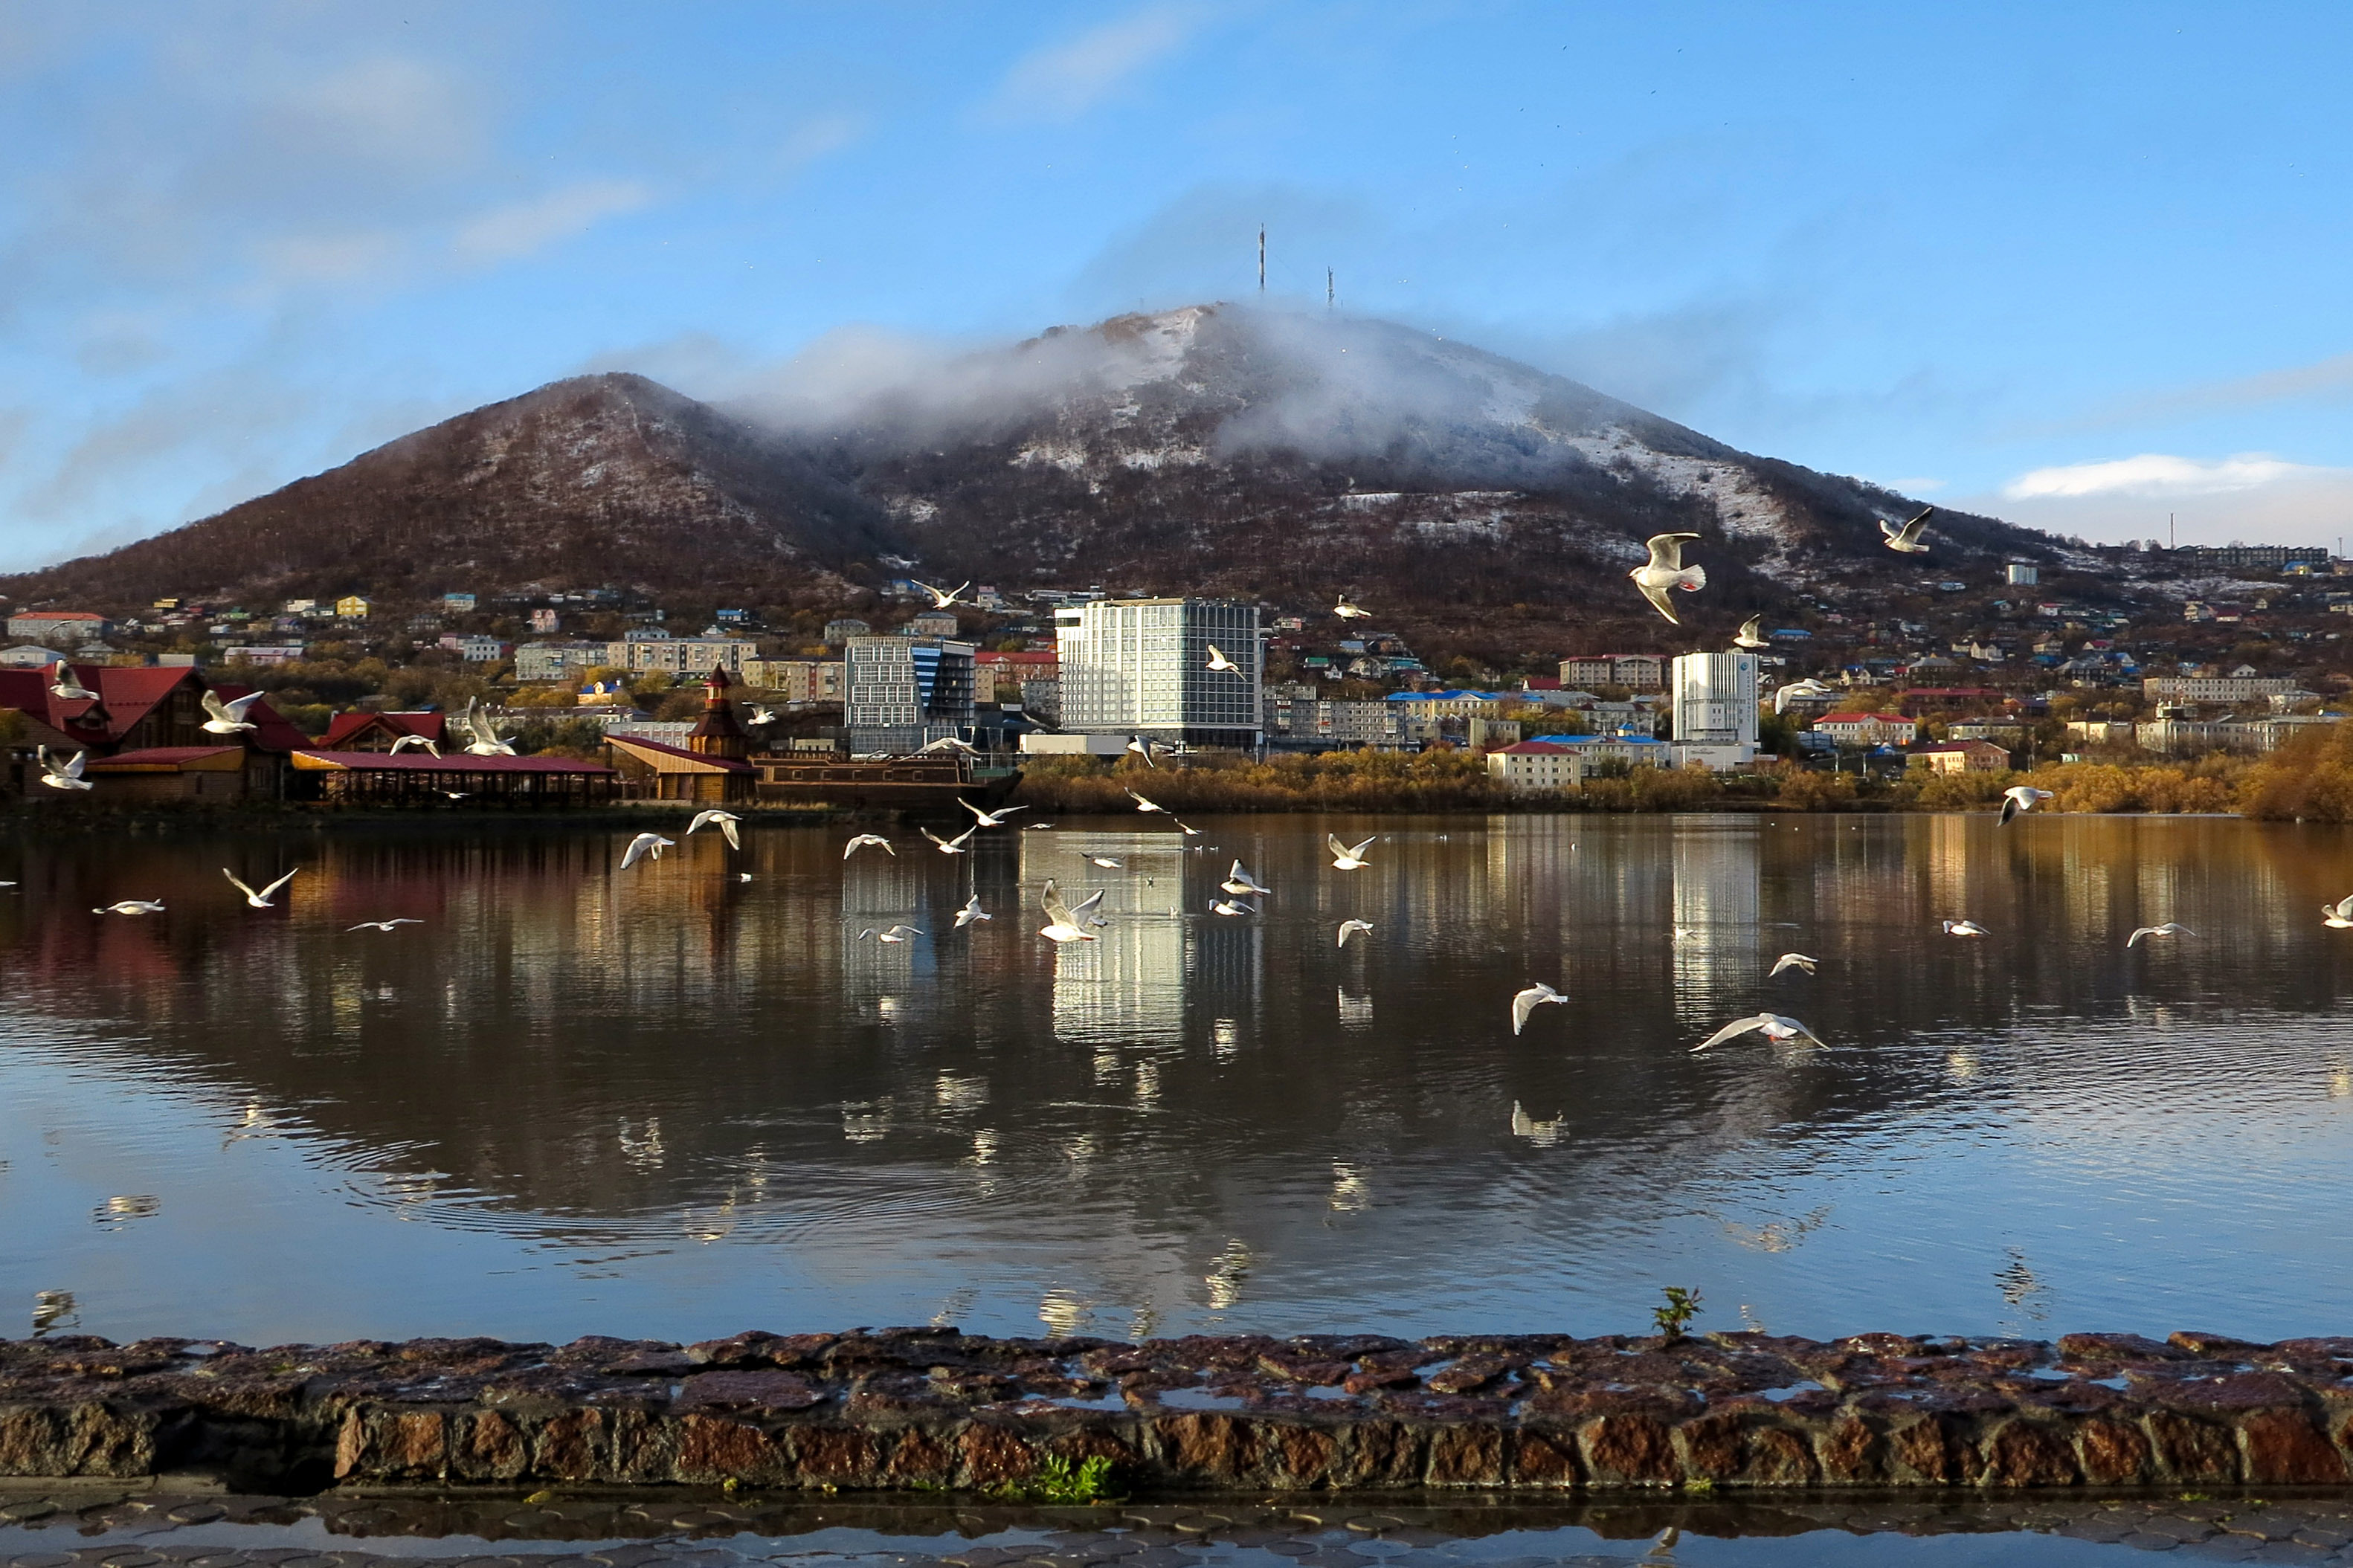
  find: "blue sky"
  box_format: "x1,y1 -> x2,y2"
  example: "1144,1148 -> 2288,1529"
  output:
7,0 -> 2353,570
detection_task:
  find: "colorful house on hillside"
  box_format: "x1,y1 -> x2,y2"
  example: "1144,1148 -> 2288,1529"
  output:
334,596 -> 370,621
1812,711 -> 1917,747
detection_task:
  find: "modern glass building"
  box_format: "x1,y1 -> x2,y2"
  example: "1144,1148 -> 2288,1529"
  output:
844,634 -> 976,754
1054,598 -> 1262,749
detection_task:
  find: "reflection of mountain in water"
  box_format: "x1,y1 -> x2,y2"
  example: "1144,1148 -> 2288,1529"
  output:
5,815 -> 2353,1338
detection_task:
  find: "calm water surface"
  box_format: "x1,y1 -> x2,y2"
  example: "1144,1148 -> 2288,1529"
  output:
4,812 -> 2352,1346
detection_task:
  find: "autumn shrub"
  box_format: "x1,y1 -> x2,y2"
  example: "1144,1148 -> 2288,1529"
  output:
1771,765 -> 1861,811
2240,725 -> 2353,820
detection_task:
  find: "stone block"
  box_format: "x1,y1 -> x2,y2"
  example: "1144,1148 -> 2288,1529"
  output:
1580,1413 -> 1677,1485
2238,1410 -> 2349,1484
1423,1423 -> 1502,1485
1980,1420 -> 2077,1486
2146,1411 -> 2238,1482
2076,1416 -> 2151,1483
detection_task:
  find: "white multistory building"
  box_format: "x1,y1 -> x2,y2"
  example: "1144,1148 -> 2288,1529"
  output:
1669,651 -> 1760,769
1054,598 -> 1262,749
844,634 -> 976,754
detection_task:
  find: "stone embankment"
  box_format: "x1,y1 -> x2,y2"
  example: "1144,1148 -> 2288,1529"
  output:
4,1329 -> 2352,1494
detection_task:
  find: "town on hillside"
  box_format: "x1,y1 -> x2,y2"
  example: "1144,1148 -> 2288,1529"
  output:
2,538 -> 2347,808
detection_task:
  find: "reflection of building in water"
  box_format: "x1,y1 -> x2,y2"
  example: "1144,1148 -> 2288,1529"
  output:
1024,833 -> 1194,1048
1928,813 -> 1971,916
840,850 -> 945,1027
1671,819 -> 1761,1027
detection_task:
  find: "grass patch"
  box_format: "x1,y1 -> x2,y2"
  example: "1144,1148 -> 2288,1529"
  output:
994,1454 -> 1119,1503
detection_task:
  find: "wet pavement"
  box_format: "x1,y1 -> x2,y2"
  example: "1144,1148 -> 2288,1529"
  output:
9,1486 -> 2353,1567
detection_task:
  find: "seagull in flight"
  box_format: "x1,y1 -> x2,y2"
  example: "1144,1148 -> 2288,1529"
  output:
49,666 -> 98,701
619,833 -> 674,870
1088,854 -> 1123,868
913,580 -> 970,610
2325,897 -> 2353,929
1512,982 -> 1566,1036
37,748 -> 91,792
1999,786 -> 2054,825
857,924 -> 924,943
1333,595 -> 1370,621
1171,818 -> 1203,836
1629,532 -> 1706,624
921,824 -> 977,854
1733,615 -> 1770,651
687,810 -> 741,849
749,706 -> 777,725
1328,834 -> 1376,871
843,834 -> 895,859
1220,860 -> 1272,897
961,800 -> 1028,827
1126,737 -> 1160,767
222,868 -> 298,908
1039,880 -> 1098,943
1336,919 -> 1374,948
1769,952 -> 1818,977
201,691 -> 267,734
460,699 -> 515,757
94,900 -> 165,915
953,894 -> 991,929
1209,897 -> 1258,917
1022,820 -> 1055,830
918,735 -> 981,755
347,918 -> 423,932
1128,790 -> 1167,813
388,734 -> 440,757
1942,919 -> 1991,937
1690,1013 -> 1825,1053
1205,645 -> 1242,673
1881,506 -> 1933,555
2127,922 -> 2196,947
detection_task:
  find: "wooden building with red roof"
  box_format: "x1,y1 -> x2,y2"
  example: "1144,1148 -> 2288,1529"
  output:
0,662 -> 306,800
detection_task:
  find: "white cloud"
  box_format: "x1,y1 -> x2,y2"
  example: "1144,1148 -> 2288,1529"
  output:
452,179 -> 651,263
982,6 -> 1200,123
2003,451 -> 2317,500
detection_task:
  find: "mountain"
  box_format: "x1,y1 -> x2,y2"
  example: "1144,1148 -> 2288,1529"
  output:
1,304 -> 2069,657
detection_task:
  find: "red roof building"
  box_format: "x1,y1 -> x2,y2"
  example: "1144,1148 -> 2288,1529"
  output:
320,710 -> 448,751
0,664 -> 306,757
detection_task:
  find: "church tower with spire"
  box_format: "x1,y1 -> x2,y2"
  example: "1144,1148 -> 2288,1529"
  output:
686,666 -> 752,760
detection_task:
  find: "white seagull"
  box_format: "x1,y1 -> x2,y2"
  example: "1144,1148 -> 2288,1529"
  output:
387,734 -> 441,757
460,699 -> 515,757
1205,645 -> 1241,673
1171,818 -> 1204,836
50,665 -> 99,701
1690,1013 -> 1825,1053
1336,919 -> 1374,949
921,825 -> 977,855
1333,595 -> 1370,621
1942,919 -> 1992,937
1327,834 -> 1376,871
1128,790 -> 1167,813
1881,506 -> 1933,555
222,868 -> 298,909
94,900 -> 165,915
1209,897 -> 1258,917
749,707 -> 778,725
37,748 -> 91,792
1629,532 -> 1706,624
1734,615 -> 1770,651
961,800 -> 1028,827
200,691 -> 267,734
687,810 -> 742,849
1126,737 -> 1160,768
2325,897 -> 2353,929
1039,881 -> 1098,943
1088,855 -> 1123,869
913,580 -> 971,610
619,833 -> 675,870
1023,820 -> 1056,830
953,894 -> 991,929
347,919 -> 423,932
2000,786 -> 2054,825
1511,981 -> 1567,1036
843,834 -> 895,859
1220,860 -> 1272,897
1769,952 -> 1819,977
2127,922 -> 2196,947
858,924 -> 924,943
918,735 -> 981,755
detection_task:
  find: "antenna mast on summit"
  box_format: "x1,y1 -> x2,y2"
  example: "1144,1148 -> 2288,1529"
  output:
1258,227 -> 1266,291
1327,268 -> 1334,311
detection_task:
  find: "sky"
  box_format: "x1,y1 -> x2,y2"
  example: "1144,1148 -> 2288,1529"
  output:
7,0 -> 2353,570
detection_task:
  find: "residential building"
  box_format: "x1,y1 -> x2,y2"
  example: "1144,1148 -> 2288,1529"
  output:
334,596 -> 370,620
975,650 -> 1059,699
221,645 -> 308,666
1669,652 -> 1760,758
514,641 -> 607,683
1264,694 -> 1410,749
0,645 -> 68,668
822,618 -> 872,644
2065,720 -> 2136,745
1812,711 -> 1916,747
437,634 -> 508,662
607,633 -> 755,674
1906,740 -> 2012,773
1387,688 -> 1502,719
1528,731 -> 1676,767
1053,597 -> 1261,748
844,633 -> 977,754
529,608 -> 559,633
2141,674 -> 2301,703
905,611 -> 962,638
442,593 -> 477,612
1487,741 -> 1587,793
1558,653 -> 1666,691
2005,563 -> 2040,586
6,610 -> 110,645
743,658 -> 845,705
2169,543 -> 2325,571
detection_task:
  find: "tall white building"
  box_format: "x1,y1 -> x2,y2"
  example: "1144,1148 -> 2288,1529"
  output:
1669,651 -> 1760,767
1054,598 -> 1262,748
845,634 -> 976,754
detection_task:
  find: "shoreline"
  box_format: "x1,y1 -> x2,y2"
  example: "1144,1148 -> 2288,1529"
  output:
5,1329 -> 2349,1495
